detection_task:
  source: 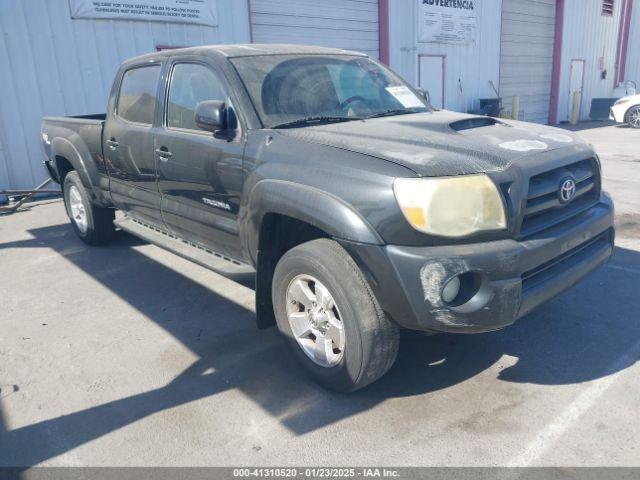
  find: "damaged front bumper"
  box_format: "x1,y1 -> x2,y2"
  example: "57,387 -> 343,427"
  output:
344,193 -> 614,333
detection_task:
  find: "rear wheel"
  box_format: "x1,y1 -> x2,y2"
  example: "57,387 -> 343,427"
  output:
63,171 -> 115,245
272,238 -> 399,392
626,105 -> 640,129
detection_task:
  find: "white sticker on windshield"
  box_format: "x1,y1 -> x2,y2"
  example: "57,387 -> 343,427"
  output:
386,86 -> 424,108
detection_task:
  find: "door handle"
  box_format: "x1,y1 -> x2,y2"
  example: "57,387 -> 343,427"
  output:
155,148 -> 172,161
106,139 -> 119,150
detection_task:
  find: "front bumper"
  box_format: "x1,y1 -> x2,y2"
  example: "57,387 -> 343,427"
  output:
610,104 -> 627,123
343,193 -> 614,333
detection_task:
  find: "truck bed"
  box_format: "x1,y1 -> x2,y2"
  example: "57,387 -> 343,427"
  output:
41,114 -> 106,185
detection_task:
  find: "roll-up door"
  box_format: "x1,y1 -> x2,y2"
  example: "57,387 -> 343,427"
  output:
499,0 -> 557,124
249,0 -> 380,58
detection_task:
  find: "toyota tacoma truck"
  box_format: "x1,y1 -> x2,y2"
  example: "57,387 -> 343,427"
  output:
41,45 -> 615,391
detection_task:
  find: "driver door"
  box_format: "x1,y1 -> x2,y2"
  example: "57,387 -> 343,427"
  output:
155,59 -> 245,260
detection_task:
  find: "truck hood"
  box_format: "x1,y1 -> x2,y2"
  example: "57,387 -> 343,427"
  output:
276,110 -> 592,176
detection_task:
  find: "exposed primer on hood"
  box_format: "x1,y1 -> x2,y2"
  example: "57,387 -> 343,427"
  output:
276,110 -> 591,176
499,139 -> 548,152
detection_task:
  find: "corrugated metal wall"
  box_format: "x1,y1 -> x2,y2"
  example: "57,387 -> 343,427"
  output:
249,0 -> 380,58
0,0 -> 250,191
388,0 -> 503,113
557,0 -> 624,121
625,0 -> 640,84
499,0 -> 557,124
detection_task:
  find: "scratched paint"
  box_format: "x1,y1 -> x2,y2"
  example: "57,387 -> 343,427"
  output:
420,258 -> 470,326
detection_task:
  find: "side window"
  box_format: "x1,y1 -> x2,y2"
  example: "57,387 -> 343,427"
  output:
167,63 -> 227,131
117,66 -> 161,125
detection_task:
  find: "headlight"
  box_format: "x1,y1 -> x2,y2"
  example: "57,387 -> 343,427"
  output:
614,98 -> 630,105
393,174 -> 507,237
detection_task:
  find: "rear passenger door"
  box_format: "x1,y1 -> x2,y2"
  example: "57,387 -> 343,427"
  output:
105,64 -> 164,226
154,59 -> 245,260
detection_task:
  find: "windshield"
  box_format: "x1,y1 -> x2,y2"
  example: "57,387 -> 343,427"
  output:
230,55 -> 429,128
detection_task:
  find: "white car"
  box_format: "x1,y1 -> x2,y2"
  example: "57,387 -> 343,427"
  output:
610,94 -> 640,128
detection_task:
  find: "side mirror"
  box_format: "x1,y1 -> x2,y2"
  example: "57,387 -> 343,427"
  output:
195,100 -> 226,132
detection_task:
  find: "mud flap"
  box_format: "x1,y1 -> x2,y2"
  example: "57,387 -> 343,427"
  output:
255,249 -> 276,329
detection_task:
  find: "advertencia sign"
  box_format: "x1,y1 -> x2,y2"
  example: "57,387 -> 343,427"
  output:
69,0 -> 218,26
418,0 -> 476,44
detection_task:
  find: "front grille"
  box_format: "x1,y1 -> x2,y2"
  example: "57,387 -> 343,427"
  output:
519,159 -> 600,237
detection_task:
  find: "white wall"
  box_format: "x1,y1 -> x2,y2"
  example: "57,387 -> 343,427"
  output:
388,0 -> 503,113
624,0 -> 640,85
0,0 -> 250,191
556,0 -> 624,121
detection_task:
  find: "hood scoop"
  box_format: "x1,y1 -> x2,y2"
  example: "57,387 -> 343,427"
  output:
449,117 -> 506,132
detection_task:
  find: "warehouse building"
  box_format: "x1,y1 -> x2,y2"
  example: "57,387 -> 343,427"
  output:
0,0 -> 637,191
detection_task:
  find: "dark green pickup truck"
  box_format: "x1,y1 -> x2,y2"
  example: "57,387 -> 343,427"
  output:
41,45 -> 614,391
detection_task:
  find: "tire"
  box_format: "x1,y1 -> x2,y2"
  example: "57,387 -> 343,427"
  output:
625,105 -> 640,129
272,238 -> 399,392
63,171 -> 115,245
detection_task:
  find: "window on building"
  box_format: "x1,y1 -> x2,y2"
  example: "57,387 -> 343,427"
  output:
167,63 -> 227,131
117,66 -> 161,125
602,0 -> 614,16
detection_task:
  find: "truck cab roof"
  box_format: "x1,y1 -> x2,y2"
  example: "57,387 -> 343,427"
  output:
122,44 -> 368,66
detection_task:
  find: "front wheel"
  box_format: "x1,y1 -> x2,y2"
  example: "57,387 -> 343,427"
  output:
626,105 -> 640,129
272,239 -> 399,392
63,171 -> 115,245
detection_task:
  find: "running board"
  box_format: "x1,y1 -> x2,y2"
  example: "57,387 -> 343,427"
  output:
114,216 -> 255,283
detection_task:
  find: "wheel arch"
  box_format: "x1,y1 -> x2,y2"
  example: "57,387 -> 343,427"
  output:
245,181 -> 384,330
50,137 -> 100,196
244,180 -> 383,264
54,155 -> 74,184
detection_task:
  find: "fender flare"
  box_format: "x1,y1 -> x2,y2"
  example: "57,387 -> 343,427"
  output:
244,180 -> 384,261
51,136 -> 100,196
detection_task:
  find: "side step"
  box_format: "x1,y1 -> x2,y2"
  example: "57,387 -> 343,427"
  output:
114,216 -> 255,283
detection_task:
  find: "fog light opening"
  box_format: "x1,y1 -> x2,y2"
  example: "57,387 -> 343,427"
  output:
441,271 -> 488,309
441,276 -> 461,304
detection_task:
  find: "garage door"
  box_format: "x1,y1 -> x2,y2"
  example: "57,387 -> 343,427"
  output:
249,0 -> 380,58
499,0 -> 557,124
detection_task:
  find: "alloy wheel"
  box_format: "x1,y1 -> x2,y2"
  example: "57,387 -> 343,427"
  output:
285,274 -> 346,367
630,107 -> 640,128
68,185 -> 88,233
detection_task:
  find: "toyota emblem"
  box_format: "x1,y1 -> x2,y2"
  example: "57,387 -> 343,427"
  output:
559,177 -> 576,203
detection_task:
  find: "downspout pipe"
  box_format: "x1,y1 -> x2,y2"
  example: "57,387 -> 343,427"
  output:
378,0 -> 390,65
549,0 -> 565,125
616,0 -> 634,84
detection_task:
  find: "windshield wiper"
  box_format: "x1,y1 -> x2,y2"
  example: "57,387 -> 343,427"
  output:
271,116 -> 357,129
364,108 -> 423,119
